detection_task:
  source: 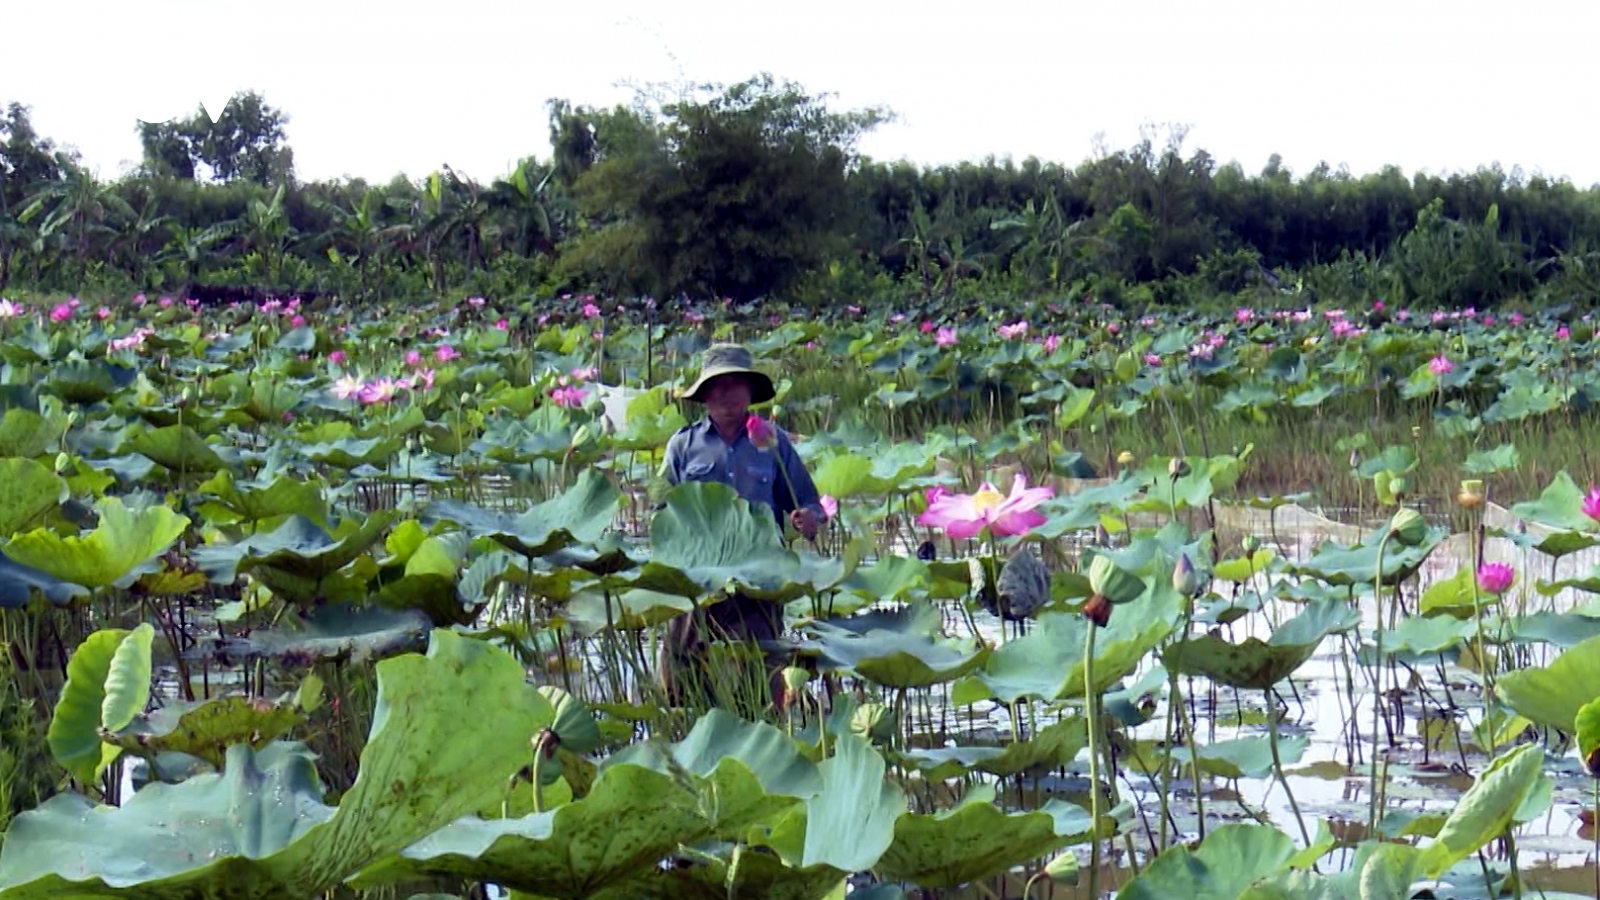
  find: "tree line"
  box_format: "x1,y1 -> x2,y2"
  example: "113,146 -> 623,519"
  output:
4,76 -> 1600,312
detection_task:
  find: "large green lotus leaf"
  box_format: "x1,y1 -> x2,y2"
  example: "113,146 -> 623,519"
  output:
798,622 -> 989,689
0,554 -> 90,608
193,511 -> 396,584
125,424 -> 226,473
956,577 -> 1181,704
759,732 -> 905,875
1162,598 -> 1358,690
429,468 -> 621,558
0,407 -> 66,458
196,469 -> 330,529
632,481 -> 844,601
1496,611 -> 1600,648
1495,525 -> 1600,559
1374,615 -> 1473,658
1116,823 -> 1296,900
0,458 -> 67,538
47,359 -> 137,404
810,444 -> 934,499
299,436 -> 402,469
1509,470 -> 1598,532
1178,734 -> 1310,781
350,765 -> 722,899
1288,524 -> 1446,587
876,783 -> 1096,888
0,629 -> 555,899
623,843 -> 844,900
101,694 -> 306,769
1420,743 -> 1550,877
897,716 -> 1087,781
3,496 -> 189,589
248,605 -> 432,666
47,623 -> 155,786
1496,633 -> 1600,730
608,708 -> 821,801
834,555 -> 928,603
1576,697 -> 1600,777
563,588 -> 691,634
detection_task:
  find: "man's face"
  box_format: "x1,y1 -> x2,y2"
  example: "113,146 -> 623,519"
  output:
703,375 -> 753,430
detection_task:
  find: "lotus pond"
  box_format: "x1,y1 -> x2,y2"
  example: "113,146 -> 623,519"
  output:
3,293 -> 1600,900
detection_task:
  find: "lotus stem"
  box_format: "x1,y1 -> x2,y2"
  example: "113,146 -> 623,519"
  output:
1266,688 -> 1311,845
1368,528 -> 1393,836
1084,618 -> 1100,900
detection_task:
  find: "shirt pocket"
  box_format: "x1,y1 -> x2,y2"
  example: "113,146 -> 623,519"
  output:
733,454 -> 777,507
682,460 -> 719,483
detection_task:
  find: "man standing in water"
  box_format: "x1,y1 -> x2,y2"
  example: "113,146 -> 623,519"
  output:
657,343 -> 824,708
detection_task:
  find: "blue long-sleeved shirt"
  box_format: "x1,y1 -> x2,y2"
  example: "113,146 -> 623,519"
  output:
662,417 -> 823,529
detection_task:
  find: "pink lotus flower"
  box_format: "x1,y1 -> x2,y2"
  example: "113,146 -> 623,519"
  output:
997,321 -> 1028,340
1558,326 -> 1571,340
1236,308 -> 1255,324
1476,562 -> 1514,595
495,319 -> 509,330
467,296 -> 486,307
1043,334 -> 1060,353
1145,353 -> 1162,366
582,302 -> 601,318
1373,299 -> 1385,311
290,314 -> 306,328
1582,486 -> 1600,522
1429,355 -> 1454,376
0,299 -> 22,318
916,473 -> 1054,540
1106,322 -> 1121,335
935,327 -> 958,347
924,485 -> 950,506
49,303 -> 72,323
685,311 -> 704,324
1510,312 -> 1525,325
359,378 -> 401,405
820,495 -> 838,519
745,414 -> 778,450
890,313 -> 906,324
409,368 -> 436,390
331,375 -> 363,400
920,321 -> 936,333
158,297 -> 174,308
549,384 -> 587,408
329,350 -> 347,365
570,366 -> 597,382
96,306 -> 112,320
405,350 -> 422,366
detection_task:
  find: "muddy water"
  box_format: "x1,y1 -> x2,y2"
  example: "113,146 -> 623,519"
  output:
919,501 -> 1600,892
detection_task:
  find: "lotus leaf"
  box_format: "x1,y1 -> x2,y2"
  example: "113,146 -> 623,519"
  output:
0,458 -> 67,538
126,424 -> 225,472
1420,743 -> 1551,877
1116,823 -> 1296,900
249,605 -> 431,665
1575,697 -> 1600,776
798,621 -> 988,689
46,623 -> 154,787
1498,633 -> 1600,731
625,843 -> 844,900
192,511 -> 395,586
0,554 -> 89,608
101,694 -> 306,769
196,468 -> 330,528
1509,470 -> 1598,533
759,732 -> 906,875
1288,524 -> 1445,587
1163,598 -> 1358,690
3,496 -> 188,589
898,716 -> 1087,780
876,783 -> 1096,888
429,468 -> 621,558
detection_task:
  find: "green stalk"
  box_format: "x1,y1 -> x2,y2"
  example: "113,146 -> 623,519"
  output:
1368,528 -> 1393,836
1084,619 -> 1101,900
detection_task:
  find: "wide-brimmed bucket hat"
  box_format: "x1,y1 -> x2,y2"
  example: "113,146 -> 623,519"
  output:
678,343 -> 776,404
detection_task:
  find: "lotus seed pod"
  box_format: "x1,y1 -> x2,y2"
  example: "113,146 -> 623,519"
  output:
1458,479 -> 1484,509
1117,450 -> 1135,466
1389,507 -> 1428,546
1168,457 -> 1190,479
1241,534 -> 1262,555
1044,852 -> 1081,885
1411,425 -> 1422,440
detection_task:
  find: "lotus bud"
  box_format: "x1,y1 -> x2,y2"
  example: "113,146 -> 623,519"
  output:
781,666 -> 809,696
459,392 -> 472,406
1458,479 -> 1484,509
405,436 -> 417,454
770,403 -> 784,420
1081,594 -> 1112,627
1172,553 -> 1201,596
1168,457 -> 1190,480
1389,476 -> 1408,500
178,387 -> 194,408
1087,554 -> 1144,605
1388,507 -> 1428,546
1117,450 -> 1135,466
571,424 -> 592,447
1043,851 -> 1081,885
1411,425 -> 1422,440
1241,534 -> 1262,555
54,451 -> 71,474
1349,449 -> 1360,469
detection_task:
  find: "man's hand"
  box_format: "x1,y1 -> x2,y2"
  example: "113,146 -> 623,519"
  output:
790,507 -> 820,541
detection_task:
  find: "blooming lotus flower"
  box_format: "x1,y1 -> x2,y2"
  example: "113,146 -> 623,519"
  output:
158,297 -> 173,308
405,350 -> 422,366
467,296 -> 486,307
330,375 -> 364,400
1106,322 -> 1120,335
290,315 -> 306,328
997,321 -> 1028,340
1429,355 -> 1454,376
1235,308 -> 1255,324
549,384 -> 587,408
745,414 -> 777,450
96,306 -> 112,320
1373,299 -> 1385,311
359,378 -> 401,405
1558,326 -> 1571,340
1145,353 -> 1162,366
408,369 -> 436,391
920,321 -> 935,333
582,302 -> 601,318
0,299 -> 22,317
329,350 -> 347,365
495,319 -> 509,330
1510,312 -> 1525,325
935,327 -> 958,347
890,313 -> 906,324
1582,486 -> 1600,522
820,495 -> 838,519
569,366 -> 597,382
1042,334 -> 1060,353
1476,562 -> 1514,595
49,303 -> 72,323
917,474 -> 1054,540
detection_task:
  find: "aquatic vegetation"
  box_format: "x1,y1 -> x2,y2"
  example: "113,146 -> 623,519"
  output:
0,291 -> 1595,899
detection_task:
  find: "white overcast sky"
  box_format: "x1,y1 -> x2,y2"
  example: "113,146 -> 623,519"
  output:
6,0 -> 1599,188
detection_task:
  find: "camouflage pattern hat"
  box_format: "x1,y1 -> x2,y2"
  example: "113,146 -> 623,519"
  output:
678,343 -> 776,404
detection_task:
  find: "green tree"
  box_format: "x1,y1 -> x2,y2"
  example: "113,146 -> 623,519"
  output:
559,74 -> 891,301
137,91 -> 294,187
